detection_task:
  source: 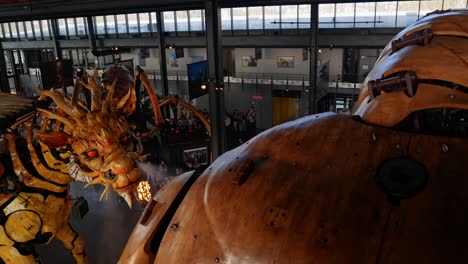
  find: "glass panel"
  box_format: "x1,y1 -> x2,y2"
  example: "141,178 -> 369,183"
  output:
281,5 -> 298,29
232,7 -> 247,30
76,17 -> 86,35
319,4 -> 335,28
150,12 -> 157,32
128,13 -> 139,33
0,24 -> 3,38
264,6 -> 280,29
375,2 -> 396,28
443,0 -> 467,9
396,1 -> 419,27
95,16 -> 105,34
335,3 -> 355,28
10,23 -> 18,38
355,2 -> 375,28
175,11 -> 188,32
298,4 -> 311,28
57,19 -> 67,36
419,0 -> 443,18
221,8 -> 232,30
163,11 -> 175,32
106,15 -> 116,34
32,20 -> 41,38
116,14 -> 127,34
3,24 -> 11,38
140,13 -> 150,33
41,20 -> 50,37
190,10 -> 203,31
67,18 -> 76,36
17,22 -> 26,38
202,10 -> 205,31
248,6 -> 263,30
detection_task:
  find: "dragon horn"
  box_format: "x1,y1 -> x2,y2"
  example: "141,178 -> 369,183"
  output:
36,108 -> 75,129
102,78 -> 117,113
38,88 -> 85,120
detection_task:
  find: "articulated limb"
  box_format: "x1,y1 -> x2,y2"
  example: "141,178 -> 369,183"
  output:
0,245 -> 39,264
55,224 -> 88,264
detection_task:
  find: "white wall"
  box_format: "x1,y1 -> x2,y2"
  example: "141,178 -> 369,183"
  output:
233,48 -> 310,75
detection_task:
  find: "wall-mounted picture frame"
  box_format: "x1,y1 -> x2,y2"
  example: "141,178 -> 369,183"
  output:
242,55 -> 257,67
183,147 -> 208,169
277,56 -> 294,68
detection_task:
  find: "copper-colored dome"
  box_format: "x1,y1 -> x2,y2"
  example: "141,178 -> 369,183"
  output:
121,9 -> 468,264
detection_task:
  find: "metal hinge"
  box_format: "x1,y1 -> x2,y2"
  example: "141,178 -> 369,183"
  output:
391,29 -> 433,54
368,71 -> 417,100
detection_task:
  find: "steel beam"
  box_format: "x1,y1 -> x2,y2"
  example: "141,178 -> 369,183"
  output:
50,19 -> 61,60
205,0 -> 225,159
156,11 -> 169,97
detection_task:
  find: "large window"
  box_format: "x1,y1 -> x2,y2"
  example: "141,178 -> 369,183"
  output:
375,2 -> 397,28
248,6 -> 263,30
396,1 -> 419,27
32,20 -> 41,38
67,18 -> 76,36
41,20 -> 50,37
319,4 -> 335,28
127,13 -> 139,33
264,6 -> 280,29
58,19 -> 67,36
335,3 -> 355,28
106,15 -> 116,34
189,10 -> 203,31
139,13 -> 151,33
298,4 -> 311,29
419,0 -> 442,18
281,5 -> 298,29
443,0 -> 467,9
176,11 -> 189,32
95,16 -> 105,35
76,17 -> 86,36
116,14 -> 127,34
232,7 -> 247,30
221,8 -> 232,30
24,21 -> 33,38
355,2 -> 376,28
163,11 -> 175,32
10,22 -> 18,38
150,12 -> 157,32
17,22 -> 26,38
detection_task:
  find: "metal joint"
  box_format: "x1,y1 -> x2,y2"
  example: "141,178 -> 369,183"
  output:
391,29 -> 433,54
368,71 -> 417,100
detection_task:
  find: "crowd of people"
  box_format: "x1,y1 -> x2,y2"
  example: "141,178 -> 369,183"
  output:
225,106 -> 257,149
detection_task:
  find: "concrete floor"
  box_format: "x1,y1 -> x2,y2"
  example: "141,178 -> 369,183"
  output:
37,181 -> 144,264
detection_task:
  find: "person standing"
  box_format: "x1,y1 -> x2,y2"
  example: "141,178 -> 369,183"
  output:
246,106 -> 256,139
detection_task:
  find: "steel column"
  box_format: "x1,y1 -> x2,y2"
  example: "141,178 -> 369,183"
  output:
0,43 -> 9,92
50,19 -> 61,60
156,11 -> 169,97
308,3 -> 319,114
205,0 -> 225,159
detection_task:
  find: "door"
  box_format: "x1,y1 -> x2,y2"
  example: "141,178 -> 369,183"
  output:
272,97 -> 297,126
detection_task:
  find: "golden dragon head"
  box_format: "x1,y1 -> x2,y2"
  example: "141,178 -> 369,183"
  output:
35,65 -> 142,208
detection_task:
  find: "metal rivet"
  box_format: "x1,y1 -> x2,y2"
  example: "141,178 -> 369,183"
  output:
263,154 -> 269,159
292,162 -> 297,167
193,235 -> 197,240
371,133 -> 377,142
448,94 -> 455,99
442,144 -> 449,152
214,257 -> 220,262
395,144 -> 401,150
170,223 -> 178,230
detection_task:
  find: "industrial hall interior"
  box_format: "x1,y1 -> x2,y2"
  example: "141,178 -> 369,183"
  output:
0,0 -> 466,263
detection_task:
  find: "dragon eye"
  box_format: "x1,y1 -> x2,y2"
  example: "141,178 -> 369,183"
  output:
120,135 -> 129,145
86,149 -> 98,159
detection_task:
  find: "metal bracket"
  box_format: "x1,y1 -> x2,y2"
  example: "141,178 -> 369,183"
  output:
368,71 -> 417,100
391,29 -> 433,54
